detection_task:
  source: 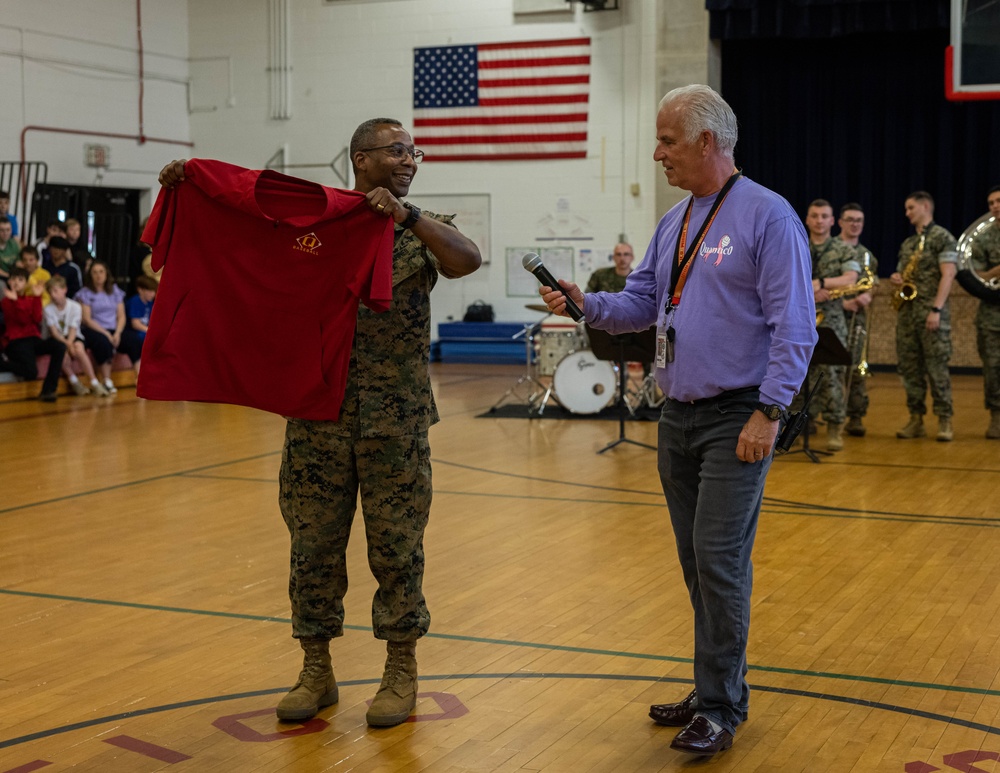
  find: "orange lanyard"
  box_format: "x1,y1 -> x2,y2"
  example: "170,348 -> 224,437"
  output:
670,171 -> 741,307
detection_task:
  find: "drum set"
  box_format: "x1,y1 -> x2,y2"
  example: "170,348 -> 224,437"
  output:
489,304 -> 662,416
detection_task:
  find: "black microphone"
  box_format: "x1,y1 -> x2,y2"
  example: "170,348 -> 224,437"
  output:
521,252 -> 584,322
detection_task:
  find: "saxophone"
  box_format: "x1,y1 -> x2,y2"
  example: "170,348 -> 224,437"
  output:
815,252 -> 875,326
891,235 -> 923,311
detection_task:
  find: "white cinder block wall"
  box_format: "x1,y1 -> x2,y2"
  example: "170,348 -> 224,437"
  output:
187,0 -> 676,333
0,0 -> 711,337
0,1 -> 191,214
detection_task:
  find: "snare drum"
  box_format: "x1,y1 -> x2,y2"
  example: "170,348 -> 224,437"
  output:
537,315 -> 588,376
553,350 -> 616,414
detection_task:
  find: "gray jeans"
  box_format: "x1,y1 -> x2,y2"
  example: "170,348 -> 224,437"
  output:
657,388 -> 771,734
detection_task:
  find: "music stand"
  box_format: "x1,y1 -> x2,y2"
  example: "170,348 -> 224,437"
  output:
784,327 -> 852,463
586,325 -> 658,454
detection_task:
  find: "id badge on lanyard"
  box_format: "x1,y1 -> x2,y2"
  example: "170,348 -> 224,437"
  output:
656,308 -> 676,367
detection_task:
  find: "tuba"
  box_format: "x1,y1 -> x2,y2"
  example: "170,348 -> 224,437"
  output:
891,235 -> 923,311
956,213 -> 1000,305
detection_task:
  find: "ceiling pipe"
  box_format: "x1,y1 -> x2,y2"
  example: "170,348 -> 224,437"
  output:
18,125 -> 195,200
137,0 -> 145,143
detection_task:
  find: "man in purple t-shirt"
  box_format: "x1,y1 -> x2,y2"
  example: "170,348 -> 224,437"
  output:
539,85 -> 816,757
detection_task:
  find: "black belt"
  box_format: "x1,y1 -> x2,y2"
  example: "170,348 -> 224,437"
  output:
668,385 -> 760,406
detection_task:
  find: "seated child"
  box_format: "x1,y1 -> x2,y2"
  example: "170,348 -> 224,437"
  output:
1,267 -> 66,401
43,274 -> 108,396
20,246 -> 51,305
120,275 -> 157,373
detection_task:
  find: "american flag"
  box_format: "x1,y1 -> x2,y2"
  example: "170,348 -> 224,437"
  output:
412,37 -> 591,162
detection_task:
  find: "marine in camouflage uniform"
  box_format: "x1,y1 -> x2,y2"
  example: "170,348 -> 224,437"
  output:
280,212 -> 451,644
839,240 -> 878,425
586,266 -> 629,294
273,118 -> 481,728
894,213 -> 958,436
586,242 -> 634,294
794,237 -> 859,436
969,198 -> 1000,437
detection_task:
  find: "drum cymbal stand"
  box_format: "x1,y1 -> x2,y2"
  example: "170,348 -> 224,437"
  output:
489,321 -> 545,412
632,370 -> 664,411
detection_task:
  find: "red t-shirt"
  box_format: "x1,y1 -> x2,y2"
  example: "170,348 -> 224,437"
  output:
1,294 -> 42,341
136,159 -> 394,420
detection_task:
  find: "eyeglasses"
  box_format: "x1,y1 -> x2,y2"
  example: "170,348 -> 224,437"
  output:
359,144 -> 424,164
840,216 -> 864,224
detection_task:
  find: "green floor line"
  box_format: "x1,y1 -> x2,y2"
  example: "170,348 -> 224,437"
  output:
2,587 -> 997,699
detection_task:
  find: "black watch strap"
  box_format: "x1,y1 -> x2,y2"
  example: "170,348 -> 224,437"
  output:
401,203 -> 421,230
755,401 -> 784,421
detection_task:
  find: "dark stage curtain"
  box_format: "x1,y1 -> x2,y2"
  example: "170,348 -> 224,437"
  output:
718,28 -> 1000,275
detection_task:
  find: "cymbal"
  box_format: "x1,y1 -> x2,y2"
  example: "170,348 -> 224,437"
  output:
525,303 -> 551,313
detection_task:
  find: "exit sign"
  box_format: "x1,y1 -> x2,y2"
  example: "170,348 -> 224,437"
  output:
85,143 -> 110,167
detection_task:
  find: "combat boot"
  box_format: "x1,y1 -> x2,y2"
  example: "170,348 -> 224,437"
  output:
987,411 -> 1000,439
276,637 -> 338,721
366,640 -> 418,727
845,416 -> 866,437
896,414 -> 926,439
826,422 -> 844,451
936,417 -> 953,442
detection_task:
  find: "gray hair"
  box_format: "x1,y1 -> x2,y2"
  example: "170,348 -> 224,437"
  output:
349,117 -> 403,172
658,85 -> 738,160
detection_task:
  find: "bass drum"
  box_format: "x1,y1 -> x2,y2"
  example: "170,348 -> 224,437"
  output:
956,213 -> 1000,304
536,314 -> 588,376
553,350 -> 616,414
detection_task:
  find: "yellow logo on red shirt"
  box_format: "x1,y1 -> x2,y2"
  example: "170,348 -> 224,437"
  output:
294,233 -> 322,255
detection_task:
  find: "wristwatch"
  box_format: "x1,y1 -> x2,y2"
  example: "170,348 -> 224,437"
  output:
930,306 -> 943,313
755,402 -> 784,421
401,202 -> 422,230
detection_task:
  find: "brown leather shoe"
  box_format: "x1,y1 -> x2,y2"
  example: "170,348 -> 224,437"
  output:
649,689 -> 697,726
669,715 -> 734,756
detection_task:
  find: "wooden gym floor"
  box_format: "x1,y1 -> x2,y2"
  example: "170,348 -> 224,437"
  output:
1,365 -> 999,772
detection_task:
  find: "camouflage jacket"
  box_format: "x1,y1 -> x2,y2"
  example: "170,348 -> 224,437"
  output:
328,210 -> 453,438
971,225 -> 1000,331
896,222 -> 958,309
812,237 -> 860,331
836,237 -> 878,319
836,238 -> 879,278
586,266 -> 629,294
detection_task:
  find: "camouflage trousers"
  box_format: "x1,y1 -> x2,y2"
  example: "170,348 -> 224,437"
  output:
789,322 -> 848,423
790,364 -> 847,423
845,369 -> 870,419
977,326 -> 1000,412
896,305 -> 953,417
845,312 -> 870,418
279,420 -> 432,642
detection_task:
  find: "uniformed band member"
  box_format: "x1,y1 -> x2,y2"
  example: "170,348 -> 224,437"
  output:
835,203 -> 878,437
801,199 -> 859,451
971,185 -> 1000,438
891,191 -> 957,441
586,242 -> 634,293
